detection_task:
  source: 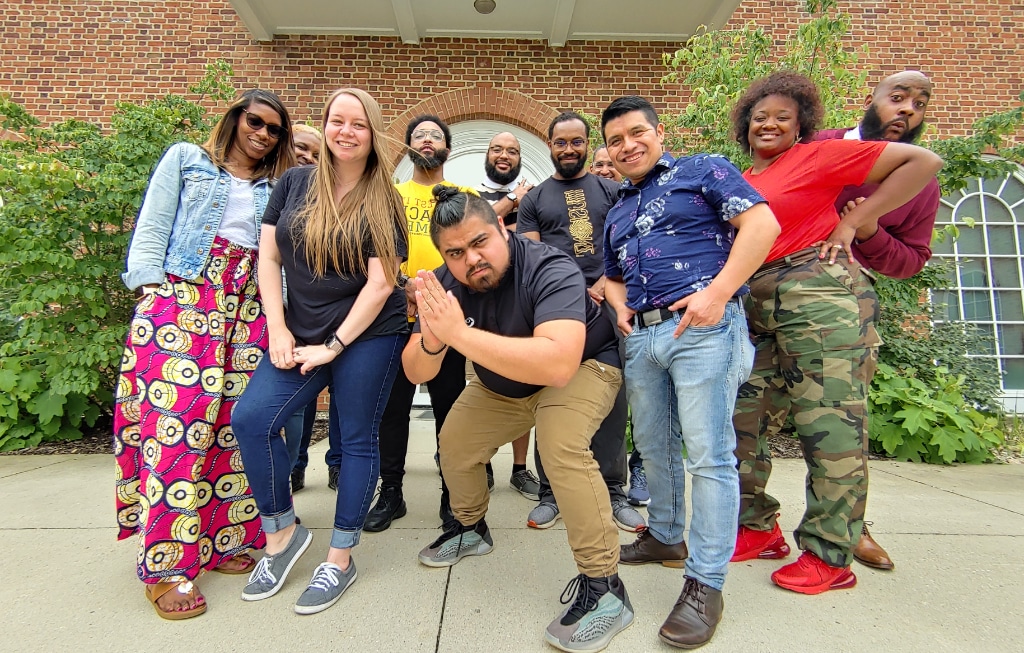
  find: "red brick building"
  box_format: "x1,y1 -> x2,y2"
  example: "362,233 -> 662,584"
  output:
3,0 -> 1024,402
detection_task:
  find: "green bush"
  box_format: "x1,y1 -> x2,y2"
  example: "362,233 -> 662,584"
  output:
0,62 -> 235,451
870,363 -> 1004,463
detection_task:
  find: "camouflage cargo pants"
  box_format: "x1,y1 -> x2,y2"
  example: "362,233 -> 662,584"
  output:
733,248 -> 880,567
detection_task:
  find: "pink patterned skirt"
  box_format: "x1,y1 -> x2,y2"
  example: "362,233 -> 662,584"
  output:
114,237 -> 267,584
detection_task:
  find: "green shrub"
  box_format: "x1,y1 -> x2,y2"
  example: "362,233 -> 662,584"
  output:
870,363 -> 1004,463
0,62 -> 234,451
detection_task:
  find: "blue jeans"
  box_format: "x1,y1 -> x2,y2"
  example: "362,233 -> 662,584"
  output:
233,334 -> 402,549
624,299 -> 753,590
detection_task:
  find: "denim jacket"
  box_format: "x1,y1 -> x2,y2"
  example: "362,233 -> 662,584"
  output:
122,142 -> 272,290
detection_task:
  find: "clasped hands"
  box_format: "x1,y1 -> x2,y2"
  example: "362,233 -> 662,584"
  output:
414,270 -> 466,347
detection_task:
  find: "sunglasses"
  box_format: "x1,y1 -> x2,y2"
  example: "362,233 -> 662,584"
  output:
242,108 -> 286,140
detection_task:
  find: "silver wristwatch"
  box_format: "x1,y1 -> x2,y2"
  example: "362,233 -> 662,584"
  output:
324,333 -> 346,354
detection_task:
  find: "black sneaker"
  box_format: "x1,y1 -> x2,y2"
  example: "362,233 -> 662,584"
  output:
509,469 -> 541,501
363,486 -> 406,533
290,467 -> 306,493
327,465 -> 339,491
545,573 -> 634,652
418,519 -> 493,567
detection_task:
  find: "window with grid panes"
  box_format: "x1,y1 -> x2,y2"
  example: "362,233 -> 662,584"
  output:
930,166 -> 1024,398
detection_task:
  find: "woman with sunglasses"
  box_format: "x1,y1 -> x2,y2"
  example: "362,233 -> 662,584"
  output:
232,88 -> 407,615
114,89 -> 295,620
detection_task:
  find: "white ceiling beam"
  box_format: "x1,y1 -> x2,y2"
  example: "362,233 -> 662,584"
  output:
228,0 -> 273,41
548,0 -> 576,47
390,0 -> 420,44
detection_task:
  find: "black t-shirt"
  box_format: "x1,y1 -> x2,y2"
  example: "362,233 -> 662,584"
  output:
477,186 -> 518,228
416,234 -> 619,398
262,167 -> 409,345
516,173 -> 619,285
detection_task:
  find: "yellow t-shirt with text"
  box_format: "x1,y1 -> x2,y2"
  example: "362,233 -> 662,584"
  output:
395,179 -> 478,277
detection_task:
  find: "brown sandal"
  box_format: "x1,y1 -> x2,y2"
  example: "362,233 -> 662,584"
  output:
214,553 -> 257,575
145,580 -> 207,620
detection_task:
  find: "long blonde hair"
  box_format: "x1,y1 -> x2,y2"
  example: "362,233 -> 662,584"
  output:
294,89 -> 405,284
201,89 -> 296,181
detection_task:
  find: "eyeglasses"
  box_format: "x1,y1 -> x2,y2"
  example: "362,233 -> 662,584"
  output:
552,138 -> 587,150
488,145 -> 520,157
242,109 -> 286,140
411,129 -> 445,142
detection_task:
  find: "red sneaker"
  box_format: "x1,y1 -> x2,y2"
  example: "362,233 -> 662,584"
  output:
771,551 -> 857,595
731,523 -> 791,562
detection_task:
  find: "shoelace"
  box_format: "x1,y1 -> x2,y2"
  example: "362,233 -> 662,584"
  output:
631,466 -> 648,491
559,574 -> 601,623
247,555 -> 277,586
429,520 -> 467,548
677,577 -> 705,611
306,563 -> 341,592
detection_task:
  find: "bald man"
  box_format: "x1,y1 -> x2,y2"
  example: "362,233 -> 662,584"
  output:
812,70 -> 940,571
477,132 -> 534,232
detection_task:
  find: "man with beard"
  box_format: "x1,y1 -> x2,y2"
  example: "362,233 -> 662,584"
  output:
517,112 -> 646,534
474,131 -> 542,501
409,187 -> 634,652
809,70 -> 939,570
364,115 -> 479,533
476,131 -> 534,231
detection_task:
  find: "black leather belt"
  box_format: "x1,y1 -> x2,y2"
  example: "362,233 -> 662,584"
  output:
634,296 -> 742,329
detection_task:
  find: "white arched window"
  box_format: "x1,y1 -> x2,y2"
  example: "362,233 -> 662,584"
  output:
394,120 -> 554,188
931,165 -> 1024,408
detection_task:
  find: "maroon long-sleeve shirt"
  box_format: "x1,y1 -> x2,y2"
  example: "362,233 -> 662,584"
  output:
815,128 -> 940,279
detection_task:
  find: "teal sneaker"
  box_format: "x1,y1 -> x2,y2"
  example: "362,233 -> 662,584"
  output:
545,573 -> 633,653
418,519 -> 493,567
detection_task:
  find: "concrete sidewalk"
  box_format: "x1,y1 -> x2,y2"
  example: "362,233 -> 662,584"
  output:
2,418 -> 1022,653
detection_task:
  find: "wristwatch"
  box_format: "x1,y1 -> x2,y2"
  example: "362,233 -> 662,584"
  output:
397,272 -> 410,289
506,191 -> 518,202
324,332 -> 346,354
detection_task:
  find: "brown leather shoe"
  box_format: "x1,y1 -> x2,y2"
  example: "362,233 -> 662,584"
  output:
852,523 -> 894,571
620,529 -> 687,568
659,577 -> 723,649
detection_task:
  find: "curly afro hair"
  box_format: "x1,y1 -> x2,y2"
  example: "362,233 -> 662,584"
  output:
731,70 -> 824,151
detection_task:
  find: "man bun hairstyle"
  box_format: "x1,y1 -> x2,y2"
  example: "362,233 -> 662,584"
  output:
429,185 -> 502,248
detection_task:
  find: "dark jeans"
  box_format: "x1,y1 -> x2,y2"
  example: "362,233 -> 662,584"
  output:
377,335 -> 466,493
234,334 -> 403,549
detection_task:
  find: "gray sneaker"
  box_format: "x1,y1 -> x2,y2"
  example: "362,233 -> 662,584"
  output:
241,524 -> 312,601
545,573 -> 634,653
528,501 -> 561,529
418,519 -> 493,567
294,560 -> 358,615
611,498 -> 646,533
510,469 -> 542,501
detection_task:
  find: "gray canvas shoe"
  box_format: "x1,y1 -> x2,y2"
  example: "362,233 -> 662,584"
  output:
418,519 -> 493,567
294,560 -> 358,615
545,573 -> 634,653
241,524 -> 312,601
611,498 -> 646,533
527,501 -> 561,529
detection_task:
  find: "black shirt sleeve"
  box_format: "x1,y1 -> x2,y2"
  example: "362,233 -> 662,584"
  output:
262,167 -> 297,227
516,190 -> 540,235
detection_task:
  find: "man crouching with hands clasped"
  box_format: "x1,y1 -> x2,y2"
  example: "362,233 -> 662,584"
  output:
405,185 -> 631,653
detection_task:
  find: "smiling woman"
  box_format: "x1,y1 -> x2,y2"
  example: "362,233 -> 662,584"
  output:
114,88 -> 296,620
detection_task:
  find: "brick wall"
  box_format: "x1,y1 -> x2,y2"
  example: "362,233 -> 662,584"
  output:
2,0 -> 1021,140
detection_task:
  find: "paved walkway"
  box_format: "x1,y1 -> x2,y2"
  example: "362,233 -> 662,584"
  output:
2,419 -> 1022,652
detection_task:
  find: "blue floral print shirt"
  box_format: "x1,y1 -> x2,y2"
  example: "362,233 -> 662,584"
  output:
603,153 -> 766,312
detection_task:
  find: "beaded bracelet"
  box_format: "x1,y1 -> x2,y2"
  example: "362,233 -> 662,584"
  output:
419,337 -> 448,356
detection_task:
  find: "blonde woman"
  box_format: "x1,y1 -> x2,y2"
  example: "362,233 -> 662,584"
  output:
232,88 -> 407,615
115,89 -> 295,619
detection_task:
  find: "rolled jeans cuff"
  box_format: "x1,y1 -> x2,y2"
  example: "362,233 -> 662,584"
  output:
331,528 -> 361,549
260,508 -> 296,534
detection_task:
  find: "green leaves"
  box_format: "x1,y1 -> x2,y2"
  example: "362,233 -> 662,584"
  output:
869,363 -> 1004,464
0,60 -> 235,451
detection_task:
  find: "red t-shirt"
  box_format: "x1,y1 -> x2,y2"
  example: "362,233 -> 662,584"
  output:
743,139 -> 887,262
